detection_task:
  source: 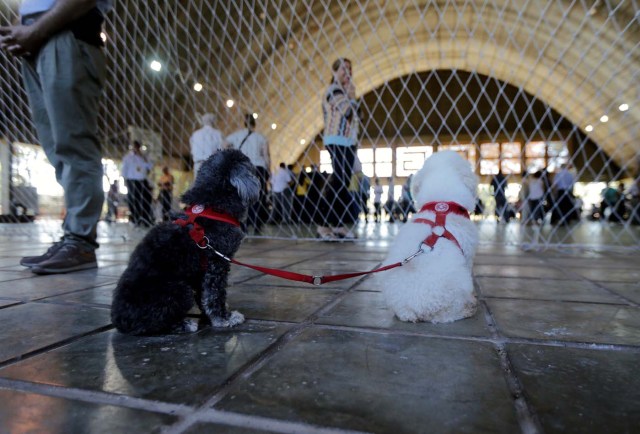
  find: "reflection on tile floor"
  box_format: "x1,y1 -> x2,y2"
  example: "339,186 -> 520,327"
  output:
0,225 -> 638,433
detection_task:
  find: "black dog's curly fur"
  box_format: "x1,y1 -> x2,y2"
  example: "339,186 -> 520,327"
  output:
111,149 -> 261,335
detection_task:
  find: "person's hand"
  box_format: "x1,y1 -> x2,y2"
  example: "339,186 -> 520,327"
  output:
0,25 -> 45,57
346,80 -> 356,99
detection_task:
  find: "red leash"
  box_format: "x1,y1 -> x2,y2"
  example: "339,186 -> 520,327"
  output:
221,253 -> 413,286
178,202 -> 468,286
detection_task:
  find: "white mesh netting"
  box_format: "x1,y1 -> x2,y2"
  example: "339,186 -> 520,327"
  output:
0,1 -> 639,249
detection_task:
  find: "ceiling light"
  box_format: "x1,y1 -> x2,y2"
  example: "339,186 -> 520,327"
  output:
618,103 -> 629,112
600,115 -> 608,123
193,82 -> 203,92
585,125 -> 593,132
271,123 -> 277,130
150,60 -> 162,72
226,99 -> 234,108
300,139 -> 306,145
252,113 -> 259,119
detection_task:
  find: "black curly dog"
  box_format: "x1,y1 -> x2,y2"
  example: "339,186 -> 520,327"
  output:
111,149 -> 260,335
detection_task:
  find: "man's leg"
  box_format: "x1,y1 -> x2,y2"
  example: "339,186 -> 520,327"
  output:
30,33 -> 105,274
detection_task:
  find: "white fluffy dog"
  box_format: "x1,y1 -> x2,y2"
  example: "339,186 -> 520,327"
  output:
375,150 -> 479,323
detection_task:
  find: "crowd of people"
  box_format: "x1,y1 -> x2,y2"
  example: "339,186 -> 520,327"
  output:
485,164 -> 640,226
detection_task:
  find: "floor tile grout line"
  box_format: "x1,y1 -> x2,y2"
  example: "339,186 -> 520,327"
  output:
161,288 -> 359,433
480,294 -> 637,307
27,281 -> 117,303
0,324 -> 114,369
33,299 -> 111,309
303,322 -> 640,352
168,409 -> 371,434
477,292 -> 543,434
536,255 -> 640,307
474,273 -> 577,281
0,377 -> 193,416
159,323 -> 315,433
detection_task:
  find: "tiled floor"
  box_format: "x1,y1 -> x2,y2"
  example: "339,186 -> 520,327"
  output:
0,224 -> 639,433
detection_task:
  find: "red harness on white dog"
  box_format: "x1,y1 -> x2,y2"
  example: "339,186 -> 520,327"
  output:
413,201 -> 470,252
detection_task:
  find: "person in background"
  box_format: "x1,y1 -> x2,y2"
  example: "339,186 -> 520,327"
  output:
384,177 -> 397,222
1,0 -> 113,274
284,164 -> 296,223
294,167 -> 311,223
628,174 -> 640,225
491,170 -> 508,223
105,180 -> 119,223
157,166 -> 174,222
372,177 -> 383,223
316,57 -> 360,240
270,162 -> 293,224
227,113 -> 271,234
527,171 -> 546,225
122,140 -> 154,227
304,165 -> 324,224
358,169 -> 371,222
600,182 -> 620,222
190,112 -> 224,175
398,175 -> 416,222
551,163 -> 578,224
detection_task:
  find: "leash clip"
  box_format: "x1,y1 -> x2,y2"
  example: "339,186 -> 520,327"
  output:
312,276 -> 323,286
196,236 -> 210,249
402,247 -> 425,265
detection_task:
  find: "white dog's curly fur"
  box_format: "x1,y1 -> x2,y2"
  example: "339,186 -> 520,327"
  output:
375,151 -> 479,323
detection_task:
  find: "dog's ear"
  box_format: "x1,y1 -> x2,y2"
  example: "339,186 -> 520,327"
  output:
230,163 -> 261,206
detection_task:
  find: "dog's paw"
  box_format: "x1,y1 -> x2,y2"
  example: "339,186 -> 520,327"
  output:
211,311 -> 245,328
171,319 -> 199,334
395,311 -> 419,323
228,310 -> 245,326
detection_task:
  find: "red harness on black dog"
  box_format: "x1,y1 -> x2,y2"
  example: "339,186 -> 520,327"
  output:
413,201 -> 470,252
173,204 -> 240,247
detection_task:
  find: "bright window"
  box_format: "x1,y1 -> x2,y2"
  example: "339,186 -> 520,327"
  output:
480,143 -> 500,158
480,159 -> 500,175
501,142 -> 521,174
547,141 -> 569,172
396,146 -> 433,176
439,144 -> 476,171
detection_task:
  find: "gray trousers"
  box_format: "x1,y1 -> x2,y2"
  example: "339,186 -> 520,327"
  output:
21,31 -> 105,249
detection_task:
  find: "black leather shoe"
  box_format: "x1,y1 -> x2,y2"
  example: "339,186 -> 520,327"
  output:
31,243 -> 97,275
20,241 -> 64,268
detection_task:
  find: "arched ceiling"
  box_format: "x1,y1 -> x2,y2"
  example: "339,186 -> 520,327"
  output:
226,0 -> 639,173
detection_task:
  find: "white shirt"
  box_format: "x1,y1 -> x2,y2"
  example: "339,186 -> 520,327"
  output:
121,152 -> 152,181
271,167 -> 293,193
190,126 -> 224,163
373,185 -> 383,203
226,128 -> 270,169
